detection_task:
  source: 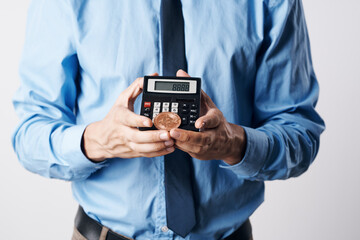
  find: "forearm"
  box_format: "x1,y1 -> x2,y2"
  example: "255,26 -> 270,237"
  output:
12,118 -> 104,181
221,0 -> 325,180
221,112 -> 324,181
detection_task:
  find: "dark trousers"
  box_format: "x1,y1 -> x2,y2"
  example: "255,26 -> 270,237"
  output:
73,206 -> 253,240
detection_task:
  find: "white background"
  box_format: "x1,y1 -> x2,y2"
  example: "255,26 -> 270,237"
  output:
1,1 -> 359,239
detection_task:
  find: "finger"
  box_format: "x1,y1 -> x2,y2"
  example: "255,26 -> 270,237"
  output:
117,77 -> 143,107
118,73 -> 159,107
201,90 -> 217,109
175,141 -> 203,154
176,69 -> 190,77
128,141 -> 174,153
141,147 -> 175,158
195,108 -> 222,129
116,147 -> 175,159
170,128 -> 212,146
128,72 -> 158,100
126,128 -> 172,143
127,73 -> 159,98
117,107 -> 153,127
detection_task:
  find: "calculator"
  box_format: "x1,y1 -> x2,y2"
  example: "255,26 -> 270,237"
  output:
139,76 -> 201,131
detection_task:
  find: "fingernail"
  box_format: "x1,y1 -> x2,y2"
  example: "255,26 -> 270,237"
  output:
160,132 -> 169,140
171,130 -> 181,139
166,147 -> 175,152
143,121 -> 152,127
196,121 -> 205,129
164,140 -> 173,147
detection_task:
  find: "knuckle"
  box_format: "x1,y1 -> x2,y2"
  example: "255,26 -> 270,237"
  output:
154,132 -> 162,142
127,131 -> 137,142
214,108 -> 222,115
156,143 -> 166,151
193,146 -> 202,154
118,94 -> 129,107
196,136 -> 204,145
107,141 -> 117,151
127,142 -> 137,152
117,128 -> 127,143
115,107 -> 128,122
219,134 -> 227,144
142,153 -> 152,158
192,134 -> 200,144
135,77 -> 143,86
203,135 -> 211,145
183,133 -> 191,142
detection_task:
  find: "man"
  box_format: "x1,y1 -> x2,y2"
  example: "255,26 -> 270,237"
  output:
12,0 -> 324,239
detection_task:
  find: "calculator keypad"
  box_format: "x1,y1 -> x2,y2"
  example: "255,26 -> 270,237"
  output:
144,101 -> 198,129
152,112 -> 159,119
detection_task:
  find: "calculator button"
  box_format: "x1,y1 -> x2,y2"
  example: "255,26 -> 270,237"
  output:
144,102 -> 151,108
191,104 -> 197,109
171,102 -> 179,108
153,107 -> 160,113
163,102 -> 170,108
181,103 -> 189,108
144,113 -> 150,118
162,107 -> 169,112
181,117 -> 188,125
144,108 -> 151,112
171,108 -> 178,113
189,115 -> 197,120
189,120 -> 196,125
154,102 -> 161,108
152,113 -> 159,119
181,108 -> 189,114
190,109 -> 197,114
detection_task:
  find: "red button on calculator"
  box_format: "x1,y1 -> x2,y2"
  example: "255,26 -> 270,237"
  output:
144,102 -> 151,108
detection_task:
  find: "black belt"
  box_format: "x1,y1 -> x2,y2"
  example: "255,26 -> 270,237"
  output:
75,206 -> 252,240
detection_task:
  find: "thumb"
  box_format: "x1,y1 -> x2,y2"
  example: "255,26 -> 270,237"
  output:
195,108 -> 222,129
176,69 -> 191,77
118,73 -> 159,108
201,90 -> 217,109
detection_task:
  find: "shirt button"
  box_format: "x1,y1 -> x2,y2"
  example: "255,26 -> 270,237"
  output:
161,226 -> 169,233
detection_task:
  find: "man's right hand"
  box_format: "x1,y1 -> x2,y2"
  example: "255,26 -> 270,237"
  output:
82,74 -> 175,162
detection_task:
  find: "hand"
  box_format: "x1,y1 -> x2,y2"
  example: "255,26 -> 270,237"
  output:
82,73 -> 175,162
170,70 -> 247,165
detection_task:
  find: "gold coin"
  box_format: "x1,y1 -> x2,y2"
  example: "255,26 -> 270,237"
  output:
154,112 -> 181,131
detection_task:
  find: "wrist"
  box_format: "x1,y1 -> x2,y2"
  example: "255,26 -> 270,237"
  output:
82,121 -> 107,163
222,123 -> 247,165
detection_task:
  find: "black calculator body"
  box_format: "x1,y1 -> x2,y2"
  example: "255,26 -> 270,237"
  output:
139,76 -> 201,131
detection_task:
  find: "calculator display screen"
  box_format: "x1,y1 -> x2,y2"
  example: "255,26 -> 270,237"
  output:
147,78 -> 197,94
155,81 -> 190,92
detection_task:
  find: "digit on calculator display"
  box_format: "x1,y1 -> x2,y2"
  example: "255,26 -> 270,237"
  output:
155,81 -> 190,92
147,78 -> 197,94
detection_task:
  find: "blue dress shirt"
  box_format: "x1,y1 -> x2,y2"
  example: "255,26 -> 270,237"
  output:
12,0 -> 325,239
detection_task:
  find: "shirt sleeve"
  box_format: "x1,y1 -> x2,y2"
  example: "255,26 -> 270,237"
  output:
221,0 -> 325,180
12,0 -> 106,181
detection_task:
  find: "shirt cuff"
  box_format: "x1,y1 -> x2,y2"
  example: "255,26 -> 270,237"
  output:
220,126 -> 269,178
60,124 -> 106,175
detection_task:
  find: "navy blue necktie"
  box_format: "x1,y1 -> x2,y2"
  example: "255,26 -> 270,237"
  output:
161,0 -> 196,237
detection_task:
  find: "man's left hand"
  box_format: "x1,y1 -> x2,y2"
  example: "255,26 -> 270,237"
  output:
170,70 -> 247,165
